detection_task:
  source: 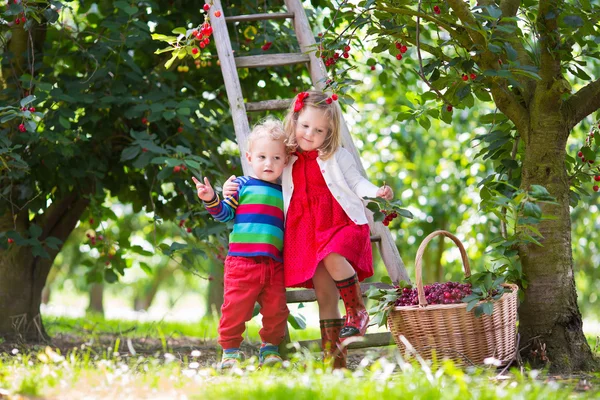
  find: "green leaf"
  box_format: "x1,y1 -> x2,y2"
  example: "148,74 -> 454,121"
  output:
29,224 -> 42,239
287,311 -> 307,330
418,116 -> 431,131
563,15 -> 584,28
177,107 -> 191,116
395,208 -> 414,219
481,302 -> 494,315
44,236 -> 63,250
20,95 -> 36,107
381,275 -> 392,285
172,27 -> 187,35
59,116 -> 71,129
165,53 -> 178,69
124,6 -> 138,16
152,34 -> 178,42
155,47 -> 176,55
582,146 -> 595,161
163,110 -> 177,120
120,146 -> 140,162
523,202 -> 542,219
466,300 -> 479,312
474,305 -> 484,318
31,245 -> 50,259
104,269 -> 119,283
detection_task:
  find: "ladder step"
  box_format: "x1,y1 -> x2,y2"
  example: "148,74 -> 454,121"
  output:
225,12 -> 294,23
286,282 -> 394,303
245,99 -> 292,112
235,53 -> 310,69
295,332 -> 393,350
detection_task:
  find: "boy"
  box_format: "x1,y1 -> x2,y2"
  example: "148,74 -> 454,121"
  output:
192,118 -> 290,369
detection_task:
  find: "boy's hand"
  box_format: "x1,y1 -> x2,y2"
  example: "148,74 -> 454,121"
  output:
376,185 -> 393,201
223,175 -> 239,197
192,176 -> 215,202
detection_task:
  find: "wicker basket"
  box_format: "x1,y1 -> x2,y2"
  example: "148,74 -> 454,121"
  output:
388,230 -> 518,366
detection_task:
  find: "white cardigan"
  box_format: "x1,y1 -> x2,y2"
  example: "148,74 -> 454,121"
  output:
281,147 -> 379,225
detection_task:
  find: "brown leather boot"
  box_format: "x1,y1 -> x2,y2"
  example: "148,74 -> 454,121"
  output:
320,318 -> 347,369
335,274 -> 369,338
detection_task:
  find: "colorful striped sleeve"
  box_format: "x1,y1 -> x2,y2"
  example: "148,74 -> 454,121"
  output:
202,177 -> 247,222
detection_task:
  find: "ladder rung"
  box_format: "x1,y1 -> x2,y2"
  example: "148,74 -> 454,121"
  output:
286,282 -> 395,303
295,332 -> 393,350
370,235 -> 381,243
225,12 -> 294,23
246,99 -> 292,112
235,53 -> 310,68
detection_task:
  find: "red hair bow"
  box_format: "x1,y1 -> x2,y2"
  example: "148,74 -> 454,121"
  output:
293,92 -> 309,112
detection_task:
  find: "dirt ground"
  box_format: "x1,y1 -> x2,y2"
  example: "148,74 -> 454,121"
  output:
0,333 -> 382,369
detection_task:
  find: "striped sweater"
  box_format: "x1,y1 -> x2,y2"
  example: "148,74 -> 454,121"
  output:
204,176 -> 284,262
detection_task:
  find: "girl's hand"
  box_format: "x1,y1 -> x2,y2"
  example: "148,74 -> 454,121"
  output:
192,176 -> 215,201
222,175 -> 239,197
376,185 -> 393,201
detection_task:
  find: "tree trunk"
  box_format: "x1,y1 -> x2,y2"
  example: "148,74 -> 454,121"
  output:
0,192 -> 89,340
206,258 -> 224,318
133,264 -> 175,311
518,114 -> 597,372
87,283 -> 104,315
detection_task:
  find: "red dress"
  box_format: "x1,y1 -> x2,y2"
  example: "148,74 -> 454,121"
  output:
284,150 -> 373,288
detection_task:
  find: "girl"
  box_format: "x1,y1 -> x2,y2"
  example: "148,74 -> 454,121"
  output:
225,91 -> 392,368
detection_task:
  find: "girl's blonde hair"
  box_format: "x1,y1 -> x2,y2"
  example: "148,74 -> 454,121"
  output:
283,90 -> 341,160
248,117 -> 288,152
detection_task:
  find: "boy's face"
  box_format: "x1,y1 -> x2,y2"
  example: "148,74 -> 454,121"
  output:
246,137 -> 288,183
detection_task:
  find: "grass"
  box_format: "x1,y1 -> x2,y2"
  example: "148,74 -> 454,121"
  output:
1,346 -> 598,399
44,313 -> 323,343
0,316 -> 597,398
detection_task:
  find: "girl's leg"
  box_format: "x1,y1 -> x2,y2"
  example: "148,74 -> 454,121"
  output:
312,263 -> 342,319
312,264 -> 346,368
322,253 -> 369,339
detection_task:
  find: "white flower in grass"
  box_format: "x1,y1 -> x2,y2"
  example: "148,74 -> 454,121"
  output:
164,353 -> 176,363
189,361 -> 200,369
483,357 -> 501,367
191,350 -> 201,357
182,369 -> 197,378
11,349 -> 18,355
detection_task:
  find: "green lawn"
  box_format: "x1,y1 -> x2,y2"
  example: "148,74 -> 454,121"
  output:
43,314 -> 322,343
1,316 -> 598,398
1,346 -> 598,399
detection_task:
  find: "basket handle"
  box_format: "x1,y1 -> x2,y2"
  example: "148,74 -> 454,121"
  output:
414,230 -> 471,306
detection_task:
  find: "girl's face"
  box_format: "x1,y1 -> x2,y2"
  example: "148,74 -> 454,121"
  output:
294,107 -> 330,152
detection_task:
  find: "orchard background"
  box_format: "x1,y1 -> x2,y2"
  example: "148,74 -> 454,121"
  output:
1,0 -> 600,396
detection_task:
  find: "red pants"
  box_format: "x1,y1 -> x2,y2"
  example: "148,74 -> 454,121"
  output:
218,255 -> 289,349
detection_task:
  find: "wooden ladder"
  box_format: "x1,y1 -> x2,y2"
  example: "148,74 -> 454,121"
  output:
207,0 -> 410,351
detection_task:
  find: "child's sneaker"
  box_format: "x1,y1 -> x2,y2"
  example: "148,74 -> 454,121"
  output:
259,343 -> 282,367
218,348 -> 242,370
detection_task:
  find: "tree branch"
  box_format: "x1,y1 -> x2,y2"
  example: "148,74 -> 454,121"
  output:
490,82 -> 530,140
377,5 -> 474,50
500,0 -> 521,17
446,0 -> 486,47
564,78 -> 600,131
537,0 -> 561,83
